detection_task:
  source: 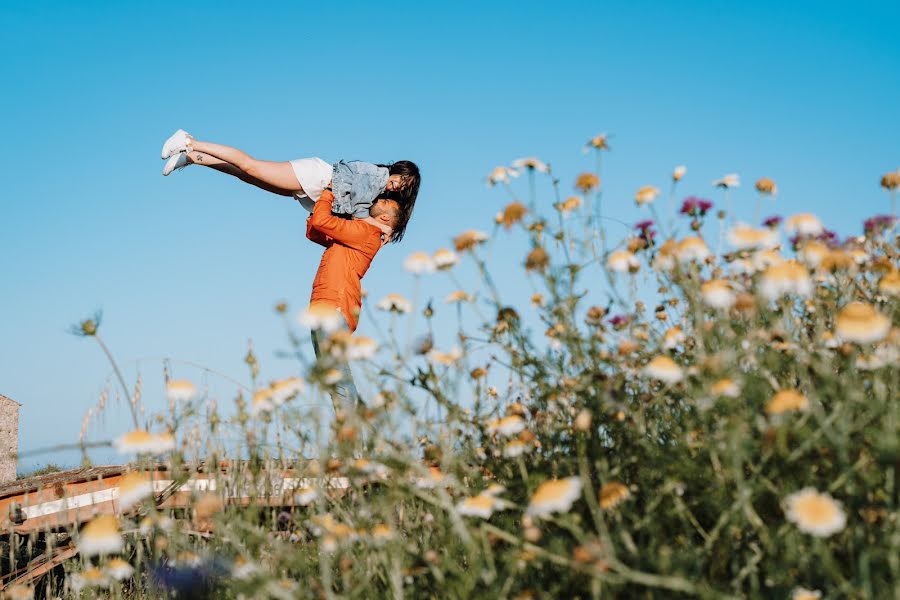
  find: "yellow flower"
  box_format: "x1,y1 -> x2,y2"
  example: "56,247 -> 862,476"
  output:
270,377 -> 305,404
487,166 -> 519,186
785,213 -> 824,237
294,487 -> 318,506
70,567 -> 110,592
672,165 -> 687,182
503,439 -> 531,458
525,247 -> 550,273
675,236 -> 711,263
766,389 -> 809,414
798,240 -> 830,268
114,429 -> 175,455
755,177 -> 777,194
727,224 -> 778,250
634,185 -> 660,205
701,279 -> 736,309
77,514 -> 123,556
376,293 -> 413,314
104,559 -> 135,582
165,379 -> 196,403
710,378 -> 741,398
663,326 -> 685,349
643,356 -> 684,384
445,290 -> 474,304
456,494 -> 501,519
713,173 -> 740,188
791,587 -> 822,600
880,170 -> 900,190
835,302 -> 891,344
585,134 -> 610,151
878,270 -> 900,297
486,415 -> 526,436
784,488 -> 846,537
556,195 -> 582,216
512,157 -> 549,173
432,248 -> 460,270
526,477 -> 582,517
759,261 -> 813,301
298,303 -> 344,332
599,482 -> 631,510
403,251 -> 436,274
499,201 -> 528,229
575,172 -> 600,193
117,471 -> 153,511
607,250 -> 639,273
453,229 -> 489,252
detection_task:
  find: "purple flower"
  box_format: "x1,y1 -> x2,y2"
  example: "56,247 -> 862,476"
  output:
680,196 -> 714,217
863,214 -> 896,234
762,215 -> 782,228
607,314 -> 631,328
635,220 -> 654,231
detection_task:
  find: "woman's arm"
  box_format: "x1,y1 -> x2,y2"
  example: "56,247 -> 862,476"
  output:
309,191 -> 378,251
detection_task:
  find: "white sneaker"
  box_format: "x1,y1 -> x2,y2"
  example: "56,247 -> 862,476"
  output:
162,152 -> 190,176
160,129 -> 193,159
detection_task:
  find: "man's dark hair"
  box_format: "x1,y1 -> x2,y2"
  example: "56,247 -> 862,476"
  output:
377,160 -> 420,243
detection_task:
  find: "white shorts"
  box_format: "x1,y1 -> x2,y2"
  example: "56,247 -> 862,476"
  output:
290,157 -> 333,212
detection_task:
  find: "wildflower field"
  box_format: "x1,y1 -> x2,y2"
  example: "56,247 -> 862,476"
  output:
7,136 -> 900,599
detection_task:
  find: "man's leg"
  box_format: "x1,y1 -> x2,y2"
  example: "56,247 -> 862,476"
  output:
311,329 -> 363,410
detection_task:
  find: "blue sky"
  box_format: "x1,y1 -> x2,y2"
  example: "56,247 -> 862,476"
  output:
2,1 -> 899,470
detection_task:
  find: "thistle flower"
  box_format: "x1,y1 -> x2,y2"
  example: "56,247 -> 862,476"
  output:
680,197 -> 713,217
755,177 -> 777,195
663,326 -> 685,349
701,279 -> 736,309
104,558 -> 135,581
453,229 -> 489,252
863,214 -> 896,236
672,165 -> 687,182
575,173 -> 600,193
643,356 -> 684,384
713,174 -> 740,188
376,293 -> 413,314
556,196 -> 582,216
456,494 -> 500,519
785,213 -> 824,237
727,224 -> 778,250
432,248 -> 460,270
165,379 -> 196,403
445,290 -> 474,304
607,250 -> 639,273
403,251 -> 436,274
298,304 -> 344,332
486,415 -> 526,436
499,201 -> 528,229
784,488 -> 846,537
759,261 -> 813,301
487,166 -> 519,186
526,477 -> 582,517
762,215 -> 782,228
766,389 -> 809,414
598,482 -> 631,509
77,514 -> 123,556
117,471 -> 153,511
635,185 -> 660,205
835,302 -> 891,344
675,236 -> 711,263
512,157 -> 549,173
114,429 -> 175,455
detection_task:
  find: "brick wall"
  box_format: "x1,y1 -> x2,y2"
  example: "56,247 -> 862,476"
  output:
0,394 -> 20,483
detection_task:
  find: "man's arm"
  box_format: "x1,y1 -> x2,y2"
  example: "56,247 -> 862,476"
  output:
306,218 -> 331,247
309,190 -> 380,251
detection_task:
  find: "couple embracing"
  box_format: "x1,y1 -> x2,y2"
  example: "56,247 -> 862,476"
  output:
159,129 -> 421,406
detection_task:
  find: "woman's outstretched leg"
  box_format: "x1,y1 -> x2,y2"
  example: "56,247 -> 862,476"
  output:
181,151 -> 294,196
188,138 -> 304,193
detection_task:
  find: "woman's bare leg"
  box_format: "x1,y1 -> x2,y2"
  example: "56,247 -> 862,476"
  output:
188,138 -> 304,193
185,151 -> 294,196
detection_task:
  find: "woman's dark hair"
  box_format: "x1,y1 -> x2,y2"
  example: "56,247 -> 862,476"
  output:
378,160 -> 420,243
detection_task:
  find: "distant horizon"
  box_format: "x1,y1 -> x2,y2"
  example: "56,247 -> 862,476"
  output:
3,0 -> 899,470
